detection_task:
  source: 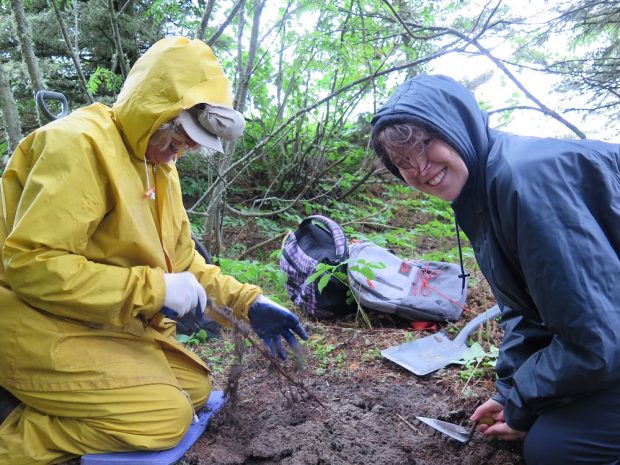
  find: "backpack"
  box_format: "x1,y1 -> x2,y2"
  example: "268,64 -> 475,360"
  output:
347,241 -> 467,322
279,215 -> 357,319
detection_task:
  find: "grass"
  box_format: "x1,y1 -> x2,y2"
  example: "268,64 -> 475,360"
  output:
307,336 -> 345,375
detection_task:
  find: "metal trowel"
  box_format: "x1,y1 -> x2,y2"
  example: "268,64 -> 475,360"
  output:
416,415 -> 494,443
416,416 -> 476,443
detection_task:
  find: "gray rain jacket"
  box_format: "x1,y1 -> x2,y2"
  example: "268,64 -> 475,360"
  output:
371,75 -> 620,431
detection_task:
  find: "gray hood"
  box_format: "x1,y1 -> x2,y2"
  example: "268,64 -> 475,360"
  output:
371,75 -> 491,201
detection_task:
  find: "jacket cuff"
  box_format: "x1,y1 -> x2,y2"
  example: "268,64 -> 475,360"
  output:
504,390 -> 539,432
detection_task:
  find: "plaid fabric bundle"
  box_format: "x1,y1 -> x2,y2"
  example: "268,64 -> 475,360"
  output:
279,215 -> 355,319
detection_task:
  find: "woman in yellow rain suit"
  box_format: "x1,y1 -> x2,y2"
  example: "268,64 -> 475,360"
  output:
0,37 -> 308,465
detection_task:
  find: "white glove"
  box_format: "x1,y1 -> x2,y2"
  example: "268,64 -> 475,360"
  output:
163,272 -> 207,318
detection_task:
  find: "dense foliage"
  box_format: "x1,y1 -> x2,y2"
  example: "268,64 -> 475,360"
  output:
1,0 -> 618,256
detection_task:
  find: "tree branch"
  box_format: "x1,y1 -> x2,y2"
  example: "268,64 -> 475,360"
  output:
381,0 -> 587,139
206,0 -> 246,47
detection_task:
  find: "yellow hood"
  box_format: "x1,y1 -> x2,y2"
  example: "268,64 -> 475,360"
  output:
113,37 -> 233,159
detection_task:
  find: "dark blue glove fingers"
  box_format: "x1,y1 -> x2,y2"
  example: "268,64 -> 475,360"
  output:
263,337 -> 276,358
282,328 -> 300,351
291,321 -> 309,341
262,336 -> 287,360
273,336 -> 287,360
249,298 -> 310,359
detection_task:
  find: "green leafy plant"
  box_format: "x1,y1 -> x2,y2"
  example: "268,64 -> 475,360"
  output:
307,337 -> 345,375
453,341 -> 499,388
360,347 -> 382,362
216,257 -> 287,300
176,328 -> 209,346
182,334 -> 238,379
306,258 -> 386,328
306,262 -> 347,292
306,259 -> 385,294
86,66 -> 122,95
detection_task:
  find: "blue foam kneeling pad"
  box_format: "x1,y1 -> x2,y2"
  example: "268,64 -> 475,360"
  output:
81,390 -> 226,465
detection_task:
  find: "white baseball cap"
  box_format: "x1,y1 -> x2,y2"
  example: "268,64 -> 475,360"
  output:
178,103 -> 246,153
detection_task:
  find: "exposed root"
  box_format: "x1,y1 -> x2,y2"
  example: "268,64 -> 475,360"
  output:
222,330 -> 245,425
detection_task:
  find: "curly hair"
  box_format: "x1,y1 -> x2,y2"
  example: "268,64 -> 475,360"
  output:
372,122 -> 431,171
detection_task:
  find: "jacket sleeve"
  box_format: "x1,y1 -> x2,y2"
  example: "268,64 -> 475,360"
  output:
492,304 -> 552,426
1,129 -> 165,326
494,148 -> 620,431
173,211 -> 262,325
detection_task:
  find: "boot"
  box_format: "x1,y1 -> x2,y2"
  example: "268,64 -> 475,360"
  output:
0,386 -> 20,424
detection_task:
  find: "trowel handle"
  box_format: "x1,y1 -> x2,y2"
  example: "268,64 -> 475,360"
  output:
465,415 -> 494,444
453,305 -> 501,344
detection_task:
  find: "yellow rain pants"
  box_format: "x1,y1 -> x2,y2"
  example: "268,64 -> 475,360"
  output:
0,345 -> 211,465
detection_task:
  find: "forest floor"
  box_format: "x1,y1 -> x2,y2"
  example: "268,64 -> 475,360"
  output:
63,296 -> 525,465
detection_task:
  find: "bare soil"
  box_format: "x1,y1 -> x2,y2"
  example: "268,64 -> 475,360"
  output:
191,364 -> 524,465
184,282 -> 524,465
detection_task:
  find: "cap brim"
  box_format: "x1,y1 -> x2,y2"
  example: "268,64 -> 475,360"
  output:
178,110 -> 223,152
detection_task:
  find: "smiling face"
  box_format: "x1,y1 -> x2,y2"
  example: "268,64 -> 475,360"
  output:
397,138 -> 468,201
375,123 -> 469,201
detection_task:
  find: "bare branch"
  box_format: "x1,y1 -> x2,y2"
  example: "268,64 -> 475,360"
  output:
206,0 -> 246,47
49,0 -> 94,103
381,0 -> 586,138
196,0 -> 216,41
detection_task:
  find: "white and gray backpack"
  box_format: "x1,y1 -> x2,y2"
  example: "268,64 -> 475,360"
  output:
347,241 -> 467,322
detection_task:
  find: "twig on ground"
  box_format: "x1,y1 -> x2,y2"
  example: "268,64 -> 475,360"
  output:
395,412 -> 419,433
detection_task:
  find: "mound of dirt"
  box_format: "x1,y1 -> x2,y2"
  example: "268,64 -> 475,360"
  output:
188,361 -> 524,465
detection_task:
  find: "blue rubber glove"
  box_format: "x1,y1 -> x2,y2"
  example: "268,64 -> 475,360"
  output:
248,295 -> 309,359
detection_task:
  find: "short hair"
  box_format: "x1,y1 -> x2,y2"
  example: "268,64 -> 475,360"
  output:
372,122 -> 431,171
148,116 -> 198,153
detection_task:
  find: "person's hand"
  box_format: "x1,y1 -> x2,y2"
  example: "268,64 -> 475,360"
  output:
471,398 -> 527,441
162,272 -> 207,318
248,295 -> 309,359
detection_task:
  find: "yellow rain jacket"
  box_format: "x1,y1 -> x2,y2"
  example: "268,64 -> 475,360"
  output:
0,37 -> 261,392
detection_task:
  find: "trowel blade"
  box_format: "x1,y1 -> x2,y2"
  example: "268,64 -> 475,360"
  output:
416,416 -> 471,443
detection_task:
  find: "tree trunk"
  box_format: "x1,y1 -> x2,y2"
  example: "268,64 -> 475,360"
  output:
0,63 -> 22,162
197,0 -> 216,41
108,0 -> 129,79
234,0 -> 264,114
10,0 -> 44,125
203,0 -> 266,256
50,0 -> 94,104
206,0 -> 246,48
